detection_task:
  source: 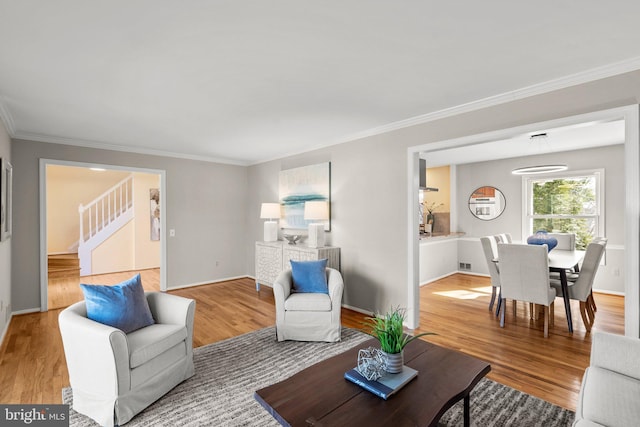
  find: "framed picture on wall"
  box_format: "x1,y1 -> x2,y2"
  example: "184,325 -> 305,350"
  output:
278,162 -> 331,231
150,188 -> 160,241
0,158 -> 13,241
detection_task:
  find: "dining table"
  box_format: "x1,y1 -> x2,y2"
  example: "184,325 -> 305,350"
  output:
548,249 -> 585,333
493,248 -> 585,333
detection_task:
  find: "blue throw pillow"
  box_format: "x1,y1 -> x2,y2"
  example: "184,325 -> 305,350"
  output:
527,231 -> 558,252
80,274 -> 155,333
290,259 -> 329,294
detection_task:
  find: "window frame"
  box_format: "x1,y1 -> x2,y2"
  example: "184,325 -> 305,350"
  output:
521,168 -> 605,248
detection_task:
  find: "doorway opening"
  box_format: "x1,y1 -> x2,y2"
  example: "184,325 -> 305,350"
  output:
406,105 -> 639,337
39,159 -> 167,311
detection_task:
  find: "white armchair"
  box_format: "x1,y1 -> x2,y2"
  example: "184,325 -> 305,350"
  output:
274,267 -> 343,342
59,292 -> 195,427
574,332 -> 640,426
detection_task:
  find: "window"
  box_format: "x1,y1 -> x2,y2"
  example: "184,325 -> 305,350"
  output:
523,169 -> 603,250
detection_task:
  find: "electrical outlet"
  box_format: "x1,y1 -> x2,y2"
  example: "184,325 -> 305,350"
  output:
465,263 -> 471,270
169,229 -> 176,237
215,261 -> 220,267
614,268 -> 620,277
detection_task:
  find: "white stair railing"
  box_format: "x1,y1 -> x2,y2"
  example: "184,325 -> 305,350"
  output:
79,174 -> 134,245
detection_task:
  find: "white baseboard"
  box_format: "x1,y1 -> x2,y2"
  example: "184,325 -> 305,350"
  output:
342,303 -> 373,316
420,270 -> 489,287
419,271 -> 457,286
0,313 -> 12,349
13,307 -> 41,315
167,275 -> 250,291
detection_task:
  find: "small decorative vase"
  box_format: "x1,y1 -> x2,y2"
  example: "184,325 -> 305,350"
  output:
426,213 -> 434,231
382,350 -> 404,374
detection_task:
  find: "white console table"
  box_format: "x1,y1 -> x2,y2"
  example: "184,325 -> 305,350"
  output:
254,241 -> 341,291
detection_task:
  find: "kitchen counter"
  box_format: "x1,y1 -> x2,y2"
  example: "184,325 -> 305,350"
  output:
419,232 -> 465,242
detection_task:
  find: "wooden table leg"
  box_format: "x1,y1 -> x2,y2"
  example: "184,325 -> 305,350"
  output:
464,394 -> 470,427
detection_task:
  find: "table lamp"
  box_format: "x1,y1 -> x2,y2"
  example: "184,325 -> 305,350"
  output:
304,201 -> 329,248
260,203 -> 280,242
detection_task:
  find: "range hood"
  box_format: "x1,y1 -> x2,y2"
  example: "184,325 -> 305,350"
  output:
419,159 -> 439,192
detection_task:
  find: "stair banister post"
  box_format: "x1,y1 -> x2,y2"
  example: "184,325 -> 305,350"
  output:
78,204 -> 85,246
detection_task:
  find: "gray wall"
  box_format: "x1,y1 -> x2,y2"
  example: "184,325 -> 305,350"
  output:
0,119 -> 10,336
8,70 -> 640,316
246,70 -> 640,316
11,139 -> 248,312
456,145 -> 625,242
456,144 -> 625,293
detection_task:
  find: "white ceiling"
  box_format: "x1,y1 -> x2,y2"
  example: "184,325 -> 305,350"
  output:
1,2 -> 640,165
424,119 -> 625,167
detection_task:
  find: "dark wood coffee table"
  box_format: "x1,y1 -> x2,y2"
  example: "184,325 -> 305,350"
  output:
255,338 -> 491,427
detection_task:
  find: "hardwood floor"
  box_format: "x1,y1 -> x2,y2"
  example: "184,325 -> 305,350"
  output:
414,274 -> 623,410
0,272 -> 623,412
47,269 -> 161,310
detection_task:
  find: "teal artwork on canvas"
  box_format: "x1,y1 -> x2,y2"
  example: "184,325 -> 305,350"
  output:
279,162 -> 331,230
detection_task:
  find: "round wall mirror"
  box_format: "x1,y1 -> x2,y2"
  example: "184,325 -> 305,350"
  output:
468,186 -> 506,221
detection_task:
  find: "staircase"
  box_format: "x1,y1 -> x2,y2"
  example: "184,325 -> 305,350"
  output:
77,174 -> 135,276
48,253 -> 80,279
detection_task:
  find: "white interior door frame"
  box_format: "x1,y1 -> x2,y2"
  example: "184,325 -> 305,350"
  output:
406,104 -> 640,337
39,159 -> 168,311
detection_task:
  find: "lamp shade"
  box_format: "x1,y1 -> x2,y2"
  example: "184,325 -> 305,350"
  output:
260,203 -> 280,219
304,201 -> 329,221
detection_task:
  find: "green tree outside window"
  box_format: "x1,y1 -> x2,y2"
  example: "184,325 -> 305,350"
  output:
531,176 -> 596,250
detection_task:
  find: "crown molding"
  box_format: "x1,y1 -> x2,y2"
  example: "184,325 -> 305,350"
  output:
5,56 -> 640,167
251,56 -> 640,165
0,97 -> 16,135
12,131 -> 249,166
333,56 -> 640,144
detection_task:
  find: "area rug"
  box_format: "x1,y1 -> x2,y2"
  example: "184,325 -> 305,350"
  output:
63,327 -> 574,426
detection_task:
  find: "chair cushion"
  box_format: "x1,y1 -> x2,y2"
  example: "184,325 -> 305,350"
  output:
290,259 -> 328,293
527,231 -> 558,251
80,274 -> 155,333
284,293 -> 332,312
127,323 -> 188,368
580,366 -> 640,427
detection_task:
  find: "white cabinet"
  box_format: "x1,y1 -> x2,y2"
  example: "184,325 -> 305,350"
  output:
255,241 -> 340,290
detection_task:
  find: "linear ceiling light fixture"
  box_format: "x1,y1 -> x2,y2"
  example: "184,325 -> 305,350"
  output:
511,164 -> 568,175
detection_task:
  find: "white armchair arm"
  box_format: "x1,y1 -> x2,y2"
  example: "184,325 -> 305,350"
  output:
591,331 -> 640,379
273,269 -> 293,325
58,302 -> 130,396
326,268 -> 344,312
145,292 -> 195,354
145,292 -> 194,326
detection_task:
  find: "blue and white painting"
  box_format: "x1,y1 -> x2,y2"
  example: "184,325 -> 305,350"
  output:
279,162 -> 331,231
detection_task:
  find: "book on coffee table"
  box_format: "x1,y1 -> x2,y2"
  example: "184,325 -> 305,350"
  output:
344,366 -> 418,400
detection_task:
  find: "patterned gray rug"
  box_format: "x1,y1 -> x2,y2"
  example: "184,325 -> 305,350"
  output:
63,327 -> 574,426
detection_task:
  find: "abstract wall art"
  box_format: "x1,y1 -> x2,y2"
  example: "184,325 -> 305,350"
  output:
279,162 -> 331,231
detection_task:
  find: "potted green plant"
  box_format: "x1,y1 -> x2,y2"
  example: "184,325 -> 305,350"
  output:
363,307 -> 434,373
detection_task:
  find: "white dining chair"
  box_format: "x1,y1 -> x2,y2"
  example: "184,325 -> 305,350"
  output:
550,242 -> 605,332
497,243 -> 556,337
565,236 -> 607,313
546,232 -> 578,281
480,233 -> 512,313
548,232 -> 576,251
